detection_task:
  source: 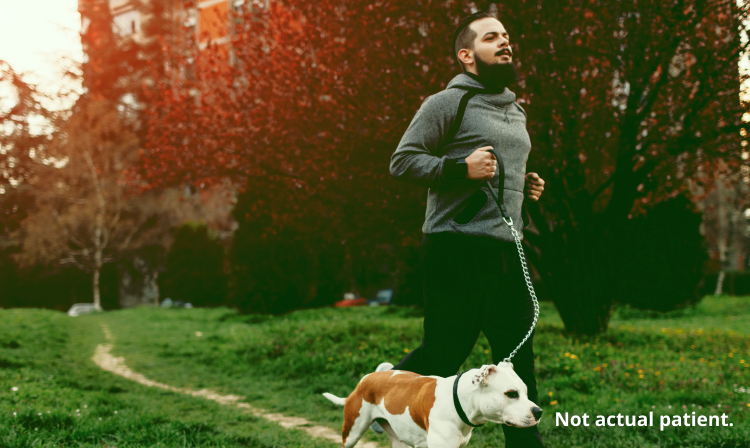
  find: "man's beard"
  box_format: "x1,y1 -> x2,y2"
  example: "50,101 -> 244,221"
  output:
474,56 -> 518,90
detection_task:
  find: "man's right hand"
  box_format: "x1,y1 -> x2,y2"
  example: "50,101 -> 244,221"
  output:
465,146 -> 497,180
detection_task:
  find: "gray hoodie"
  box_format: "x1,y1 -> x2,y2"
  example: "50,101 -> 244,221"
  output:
389,72 -> 531,243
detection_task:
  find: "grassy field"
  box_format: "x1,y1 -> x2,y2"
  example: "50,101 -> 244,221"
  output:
1,295 -> 750,447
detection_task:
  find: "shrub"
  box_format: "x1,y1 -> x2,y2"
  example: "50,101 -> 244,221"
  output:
158,223 -> 227,307
610,194 -> 708,311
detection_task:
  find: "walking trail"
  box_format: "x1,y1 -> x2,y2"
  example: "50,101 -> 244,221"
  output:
91,322 -> 381,448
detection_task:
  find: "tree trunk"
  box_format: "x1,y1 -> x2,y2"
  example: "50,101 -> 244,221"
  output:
303,241 -> 319,306
715,271 -> 725,296
527,204 -> 613,335
85,149 -> 106,312
154,271 -> 160,307
92,266 -> 102,311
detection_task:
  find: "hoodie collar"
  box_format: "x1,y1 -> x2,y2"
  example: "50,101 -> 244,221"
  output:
446,72 -> 516,107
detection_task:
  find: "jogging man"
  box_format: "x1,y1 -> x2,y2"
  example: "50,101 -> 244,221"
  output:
375,11 -> 546,447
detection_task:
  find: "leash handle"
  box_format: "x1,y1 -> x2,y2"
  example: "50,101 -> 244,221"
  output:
482,148 -> 511,222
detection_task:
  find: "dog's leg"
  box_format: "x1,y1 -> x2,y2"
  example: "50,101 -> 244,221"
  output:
379,420 -> 411,448
342,413 -> 372,448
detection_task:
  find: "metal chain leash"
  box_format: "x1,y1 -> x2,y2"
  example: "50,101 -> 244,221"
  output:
467,146 -> 541,367
500,215 -> 540,365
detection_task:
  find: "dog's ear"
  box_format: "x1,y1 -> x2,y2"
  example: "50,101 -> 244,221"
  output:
472,364 -> 497,387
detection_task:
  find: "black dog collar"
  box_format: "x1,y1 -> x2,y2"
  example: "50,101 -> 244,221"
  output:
453,370 -> 485,428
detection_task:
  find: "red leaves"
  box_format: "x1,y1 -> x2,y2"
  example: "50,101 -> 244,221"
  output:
129,0 -> 746,245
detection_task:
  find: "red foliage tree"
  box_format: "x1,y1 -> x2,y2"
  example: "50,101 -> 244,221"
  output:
506,0 -> 747,332
134,0 -> 748,331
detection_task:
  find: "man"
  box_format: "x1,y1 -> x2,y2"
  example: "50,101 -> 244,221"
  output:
376,11 -> 546,447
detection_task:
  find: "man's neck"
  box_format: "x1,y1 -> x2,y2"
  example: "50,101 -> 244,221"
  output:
463,71 -> 506,92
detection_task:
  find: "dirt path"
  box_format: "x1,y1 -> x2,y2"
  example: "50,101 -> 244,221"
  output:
92,323 -> 381,448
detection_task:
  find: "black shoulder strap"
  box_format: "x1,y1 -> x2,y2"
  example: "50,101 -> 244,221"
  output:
446,89 -> 478,147
436,88 -> 478,157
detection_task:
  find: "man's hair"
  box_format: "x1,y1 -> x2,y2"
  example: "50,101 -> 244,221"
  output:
453,11 -> 497,72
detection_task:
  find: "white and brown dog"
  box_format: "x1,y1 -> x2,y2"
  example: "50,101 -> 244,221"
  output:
323,362 -> 543,448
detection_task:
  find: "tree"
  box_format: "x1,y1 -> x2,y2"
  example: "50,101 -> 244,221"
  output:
0,61 -> 58,244
0,61 -> 66,307
501,0 -> 747,333
11,99 -> 183,310
134,0 -> 468,309
134,0 -> 747,331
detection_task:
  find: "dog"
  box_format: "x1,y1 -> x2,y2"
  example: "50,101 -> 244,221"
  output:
323,362 -> 543,447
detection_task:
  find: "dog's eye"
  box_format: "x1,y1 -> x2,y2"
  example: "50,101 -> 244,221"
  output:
505,390 -> 519,399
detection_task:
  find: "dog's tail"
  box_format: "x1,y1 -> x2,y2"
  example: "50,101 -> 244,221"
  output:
322,392 -> 346,406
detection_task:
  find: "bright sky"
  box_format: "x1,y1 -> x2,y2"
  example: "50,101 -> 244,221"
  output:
0,0 -> 83,126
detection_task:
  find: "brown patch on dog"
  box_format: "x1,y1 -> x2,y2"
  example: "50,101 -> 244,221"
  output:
363,371 -> 437,431
341,387 -> 364,445
339,371 -> 438,443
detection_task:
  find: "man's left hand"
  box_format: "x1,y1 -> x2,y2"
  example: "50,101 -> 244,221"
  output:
525,172 -> 545,201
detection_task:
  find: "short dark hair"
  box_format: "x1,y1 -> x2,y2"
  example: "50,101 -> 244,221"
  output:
453,11 -> 497,72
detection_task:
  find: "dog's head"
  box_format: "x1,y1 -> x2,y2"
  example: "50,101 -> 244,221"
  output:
472,363 -> 543,427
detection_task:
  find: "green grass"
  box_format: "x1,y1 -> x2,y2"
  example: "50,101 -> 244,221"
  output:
0,309 -> 339,447
2,296 -> 750,447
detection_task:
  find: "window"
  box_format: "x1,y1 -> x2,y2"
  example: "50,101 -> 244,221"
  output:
113,11 -> 140,36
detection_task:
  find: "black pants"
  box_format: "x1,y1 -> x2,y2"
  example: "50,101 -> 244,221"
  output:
393,232 -> 545,448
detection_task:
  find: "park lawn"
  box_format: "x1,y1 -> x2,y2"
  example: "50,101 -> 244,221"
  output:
0,308 -> 340,448
610,295 -> 750,334
2,295 -> 750,447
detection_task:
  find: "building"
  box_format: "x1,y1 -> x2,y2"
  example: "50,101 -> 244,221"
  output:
78,0 -> 265,59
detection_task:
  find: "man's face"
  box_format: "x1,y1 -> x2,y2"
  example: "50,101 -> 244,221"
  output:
464,17 -> 513,72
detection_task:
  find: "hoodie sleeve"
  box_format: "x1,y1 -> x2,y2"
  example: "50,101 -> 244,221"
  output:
390,94 -> 468,188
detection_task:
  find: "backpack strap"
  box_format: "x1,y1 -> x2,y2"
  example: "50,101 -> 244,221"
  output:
435,87 -> 481,156
442,89 -> 479,153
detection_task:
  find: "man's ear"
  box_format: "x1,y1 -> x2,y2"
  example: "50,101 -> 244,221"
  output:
458,48 -> 473,66
472,364 -> 497,387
